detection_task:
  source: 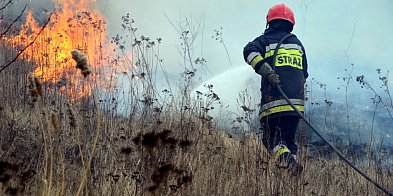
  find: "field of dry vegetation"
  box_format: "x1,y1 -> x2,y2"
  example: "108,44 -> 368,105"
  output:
0,5 -> 392,196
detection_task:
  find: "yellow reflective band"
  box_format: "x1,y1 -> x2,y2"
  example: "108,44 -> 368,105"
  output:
261,99 -> 304,111
275,54 -> 303,70
264,48 -> 303,70
275,147 -> 290,158
265,48 -> 303,70
250,55 -> 263,68
264,48 -> 302,58
266,43 -> 304,55
259,105 -> 304,118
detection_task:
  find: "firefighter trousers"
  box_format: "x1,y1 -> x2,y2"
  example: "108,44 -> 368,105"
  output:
261,116 -> 300,155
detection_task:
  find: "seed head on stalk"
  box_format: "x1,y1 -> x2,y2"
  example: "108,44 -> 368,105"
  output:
71,49 -> 91,77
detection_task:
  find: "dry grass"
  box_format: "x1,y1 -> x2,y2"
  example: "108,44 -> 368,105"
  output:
0,63 -> 392,195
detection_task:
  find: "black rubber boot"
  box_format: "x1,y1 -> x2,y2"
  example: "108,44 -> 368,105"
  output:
288,155 -> 303,176
277,152 -> 303,176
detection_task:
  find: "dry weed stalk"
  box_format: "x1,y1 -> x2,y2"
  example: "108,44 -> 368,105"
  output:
28,74 -> 43,102
76,94 -> 101,196
66,103 -> 77,129
34,76 -> 43,97
50,111 -> 60,135
71,49 -> 91,77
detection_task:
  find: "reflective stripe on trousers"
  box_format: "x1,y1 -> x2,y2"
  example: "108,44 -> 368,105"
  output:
259,99 -> 304,118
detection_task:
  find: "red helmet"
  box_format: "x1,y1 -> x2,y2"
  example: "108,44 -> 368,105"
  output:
266,3 -> 295,25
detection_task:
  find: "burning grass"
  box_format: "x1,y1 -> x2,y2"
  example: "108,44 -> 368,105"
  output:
2,0 -> 121,101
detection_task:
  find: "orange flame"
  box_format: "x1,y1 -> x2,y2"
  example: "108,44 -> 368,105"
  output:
7,0 -> 119,100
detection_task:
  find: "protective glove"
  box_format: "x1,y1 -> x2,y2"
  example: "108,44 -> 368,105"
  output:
267,73 -> 280,86
256,62 -> 273,77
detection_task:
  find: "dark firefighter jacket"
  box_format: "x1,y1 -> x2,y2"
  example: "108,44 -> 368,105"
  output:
243,20 -> 309,120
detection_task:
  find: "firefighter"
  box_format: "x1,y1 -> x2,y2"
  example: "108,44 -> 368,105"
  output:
243,3 -> 308,175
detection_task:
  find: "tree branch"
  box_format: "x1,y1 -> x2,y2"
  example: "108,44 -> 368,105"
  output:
0,4 -> 26,39
0,13 -> 52,74
0,0 -> 12,11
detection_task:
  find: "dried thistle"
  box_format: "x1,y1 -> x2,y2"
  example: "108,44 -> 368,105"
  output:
71,49 -> 91,77
28,74 -> 42,102
51,111 -> 61,134
66,103 -> 77,129
34,76 -> 43,97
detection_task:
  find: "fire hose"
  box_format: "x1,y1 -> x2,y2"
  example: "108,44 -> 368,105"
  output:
271,34 -> 393,196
